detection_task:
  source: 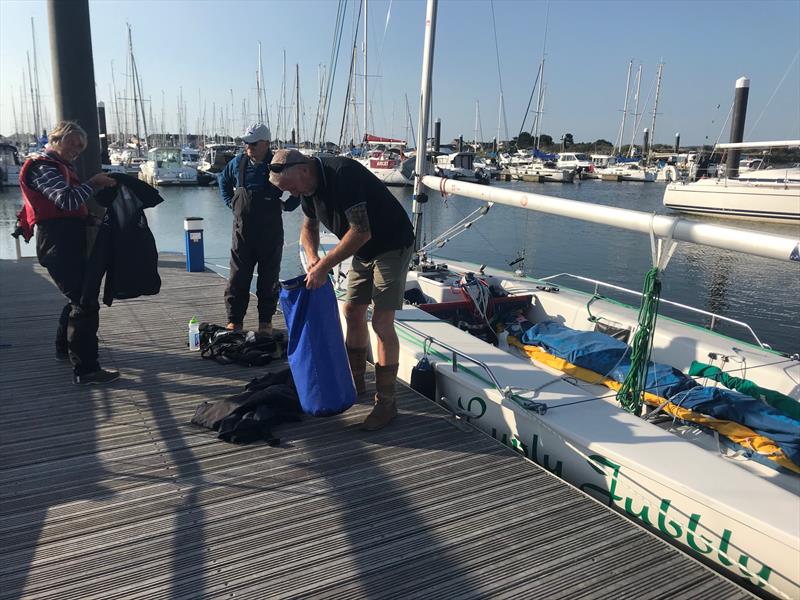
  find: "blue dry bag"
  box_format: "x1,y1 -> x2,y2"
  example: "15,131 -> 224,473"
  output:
279,275 -> 356,416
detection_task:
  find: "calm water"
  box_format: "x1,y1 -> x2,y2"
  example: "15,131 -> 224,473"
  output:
2,179 -> 798,354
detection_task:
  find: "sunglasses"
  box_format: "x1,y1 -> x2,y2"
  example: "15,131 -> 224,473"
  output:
268,160 -> 307,173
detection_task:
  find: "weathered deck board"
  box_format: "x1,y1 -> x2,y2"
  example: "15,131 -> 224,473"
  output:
0,253 -> 752,599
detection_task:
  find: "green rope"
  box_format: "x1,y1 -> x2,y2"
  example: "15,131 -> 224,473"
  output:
616,267 -> 662,416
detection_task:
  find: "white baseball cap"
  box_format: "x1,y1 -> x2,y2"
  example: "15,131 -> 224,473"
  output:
242,123 -> 271,143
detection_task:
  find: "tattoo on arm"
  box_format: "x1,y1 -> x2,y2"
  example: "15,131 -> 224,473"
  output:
344,202 -> 371,234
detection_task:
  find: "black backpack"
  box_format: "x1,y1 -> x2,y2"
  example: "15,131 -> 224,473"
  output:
199,323 -> 285,367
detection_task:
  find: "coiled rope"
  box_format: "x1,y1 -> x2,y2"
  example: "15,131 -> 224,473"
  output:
616,216 -> 679,416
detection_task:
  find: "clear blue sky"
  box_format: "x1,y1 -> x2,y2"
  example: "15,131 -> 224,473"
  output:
1,0 -> 798,147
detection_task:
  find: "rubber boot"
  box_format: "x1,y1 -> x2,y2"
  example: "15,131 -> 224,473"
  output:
362,363 -> 398,431
258,322 -> 273,335
347,345 -> 368,395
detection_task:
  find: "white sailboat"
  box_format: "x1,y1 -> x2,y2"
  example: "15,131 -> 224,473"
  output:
306,3 -> 800,598
664,140 -> 800,224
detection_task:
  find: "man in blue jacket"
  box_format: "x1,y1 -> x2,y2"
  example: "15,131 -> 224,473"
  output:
218,123 -> 298,334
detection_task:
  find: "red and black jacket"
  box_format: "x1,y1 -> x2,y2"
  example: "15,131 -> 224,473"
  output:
16,153 -> 89,241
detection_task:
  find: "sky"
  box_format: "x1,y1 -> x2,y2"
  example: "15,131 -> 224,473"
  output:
1,0 -> 799,147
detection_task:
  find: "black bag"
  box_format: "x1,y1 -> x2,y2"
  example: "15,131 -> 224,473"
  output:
199,322 -> 285,367
410,356 -> 436,401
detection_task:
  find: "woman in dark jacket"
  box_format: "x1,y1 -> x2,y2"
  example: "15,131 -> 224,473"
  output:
18,120 -> 120,385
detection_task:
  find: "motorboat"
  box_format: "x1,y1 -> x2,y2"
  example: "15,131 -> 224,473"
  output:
0,143 -> 22,186
596,161 -> 657,182
507,160 -> 575,183
139,147 -> 198,186
433,151 -> 491,184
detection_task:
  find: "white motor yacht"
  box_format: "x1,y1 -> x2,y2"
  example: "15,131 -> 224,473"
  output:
139,147 -> 198,186
0,143 -> 22,186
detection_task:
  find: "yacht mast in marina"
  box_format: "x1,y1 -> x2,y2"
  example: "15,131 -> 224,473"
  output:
627,64 -> 642,157
30,18 -> 43,139
649,60 -> 664,161
613,61 -> 632,157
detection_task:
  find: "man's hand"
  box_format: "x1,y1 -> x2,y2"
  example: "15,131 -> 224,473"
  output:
304,259 -> 329,289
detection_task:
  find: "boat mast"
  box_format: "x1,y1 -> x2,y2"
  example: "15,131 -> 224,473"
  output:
411,0 -> 437,254
30,18 -> 43,138
11,93 -> 20,146
26,52 -> 39,141
295,63 -> 301,146
474,100 -> 479,150
614,60 -> 632,157
628,64 -> 642,157
363,0 -> 368,138
257,42 -> 264,124
404,92 -> 416,148
649,60 -> 664,162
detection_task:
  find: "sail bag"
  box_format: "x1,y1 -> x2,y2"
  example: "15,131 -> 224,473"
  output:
279,275 -> 356,416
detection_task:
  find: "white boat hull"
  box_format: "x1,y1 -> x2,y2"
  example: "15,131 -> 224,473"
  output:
664,178 -> 800,223
313,238 -> 800,599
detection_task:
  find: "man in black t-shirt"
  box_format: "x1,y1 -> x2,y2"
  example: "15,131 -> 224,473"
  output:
269,149 -> 414,431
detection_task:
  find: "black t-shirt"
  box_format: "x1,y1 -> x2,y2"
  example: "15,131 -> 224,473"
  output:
301,156 -> 414,260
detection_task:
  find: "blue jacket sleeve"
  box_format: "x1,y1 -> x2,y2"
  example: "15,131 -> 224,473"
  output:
218,157 -> 237,208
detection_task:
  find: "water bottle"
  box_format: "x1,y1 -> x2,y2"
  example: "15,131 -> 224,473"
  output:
496,330 -> 510,351
188,316 -> 200,351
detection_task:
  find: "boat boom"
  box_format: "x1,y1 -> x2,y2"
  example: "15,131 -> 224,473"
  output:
421,175 -> 800,264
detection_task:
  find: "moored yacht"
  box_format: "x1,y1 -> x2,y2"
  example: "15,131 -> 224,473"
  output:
139,147 -> 198,186
664,140 -> 800,223
0,143 -> 22,186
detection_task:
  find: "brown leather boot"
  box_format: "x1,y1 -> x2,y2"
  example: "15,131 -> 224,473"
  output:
362,363 -> 398,431
346,345 -> 368,394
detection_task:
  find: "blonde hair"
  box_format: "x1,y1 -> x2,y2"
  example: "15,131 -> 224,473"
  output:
49,120 -> 88,146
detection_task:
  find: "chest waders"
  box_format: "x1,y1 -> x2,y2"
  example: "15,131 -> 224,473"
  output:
224,157 -> 285,327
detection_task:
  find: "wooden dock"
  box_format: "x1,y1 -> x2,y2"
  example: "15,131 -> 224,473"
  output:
0,253 -> 753,599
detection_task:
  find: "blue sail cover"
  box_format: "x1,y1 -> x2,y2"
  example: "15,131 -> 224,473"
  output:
614,155 -> 640,163
534,149 -> 558,161
673,387 -> 800,465
279,275 -> 356,416
520,321 -> 800,464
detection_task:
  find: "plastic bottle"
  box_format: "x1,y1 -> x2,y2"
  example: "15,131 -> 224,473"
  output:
496,330 -> 510,351
188,316 -> 200,351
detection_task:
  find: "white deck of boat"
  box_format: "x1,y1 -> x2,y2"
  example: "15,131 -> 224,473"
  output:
0,253 -> 754,599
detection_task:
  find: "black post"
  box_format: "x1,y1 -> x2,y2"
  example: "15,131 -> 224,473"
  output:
48,0 -> 101,180
48,0 -> 104,242
674,132 -> 680,154
433,119 -> 441,153
458,135 -> 463,152
97,102 -> 110,165
642,128 -> 649,159
725,76 -> 750,179
492,137 -> 497,153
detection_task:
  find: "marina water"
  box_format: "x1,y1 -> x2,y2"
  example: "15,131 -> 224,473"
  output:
2,179 -> 797,354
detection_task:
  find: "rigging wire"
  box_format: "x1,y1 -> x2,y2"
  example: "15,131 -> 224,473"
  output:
746,49 -> 800,139
489,1 -> 509,142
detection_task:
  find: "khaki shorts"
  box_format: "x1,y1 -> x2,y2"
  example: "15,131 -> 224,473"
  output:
345,244 -> 414,310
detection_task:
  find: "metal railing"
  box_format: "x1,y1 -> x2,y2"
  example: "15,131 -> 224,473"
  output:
536,272 -> 769,349
394,319 -> 510,397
